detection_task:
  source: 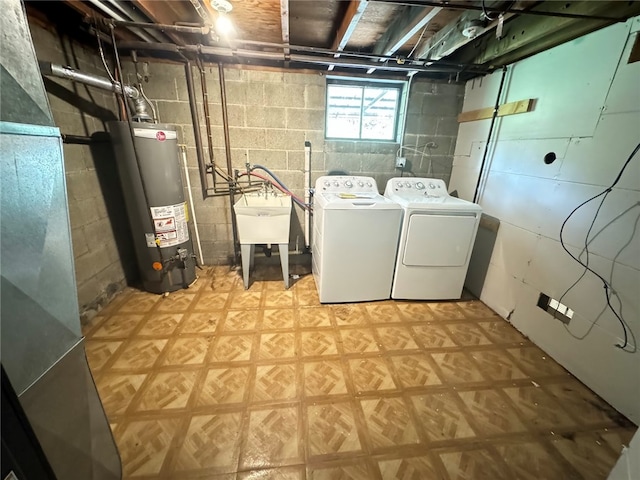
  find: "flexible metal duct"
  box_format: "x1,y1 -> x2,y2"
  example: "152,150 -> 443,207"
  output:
38,61 -> 154,121
39,61 -> 139,97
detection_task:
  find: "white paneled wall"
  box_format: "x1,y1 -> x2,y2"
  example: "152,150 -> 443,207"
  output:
450,16 -> 640,423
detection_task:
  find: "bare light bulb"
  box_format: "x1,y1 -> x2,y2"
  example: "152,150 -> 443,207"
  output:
215,13 -> 234,36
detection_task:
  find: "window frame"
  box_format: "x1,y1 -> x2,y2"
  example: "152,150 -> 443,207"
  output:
324,78 -> 405,143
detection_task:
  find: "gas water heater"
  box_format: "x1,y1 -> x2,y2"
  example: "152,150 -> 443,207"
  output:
108,121 -> 197,294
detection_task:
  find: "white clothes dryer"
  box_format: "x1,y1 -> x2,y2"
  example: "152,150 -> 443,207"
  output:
384,178 -> 482,300
312,176 -> 402,303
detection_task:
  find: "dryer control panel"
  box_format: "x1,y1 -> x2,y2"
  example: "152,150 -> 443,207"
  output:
316,176 -> 379,193
384,178 -> 448,198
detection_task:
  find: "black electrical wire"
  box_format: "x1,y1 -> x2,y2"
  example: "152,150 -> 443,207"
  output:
556,193 -> 608,314
481,0 -> 515,21
481,0 -> 496,21
473,65 -> 508,204
108,26 -> 166,268
558,141 -> 640,350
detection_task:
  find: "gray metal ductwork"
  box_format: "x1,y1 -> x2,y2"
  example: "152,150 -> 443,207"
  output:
38,61 -> 152,121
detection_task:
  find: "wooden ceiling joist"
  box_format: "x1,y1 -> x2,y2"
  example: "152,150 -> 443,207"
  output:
332,0 -> 369,52
63,0 -> 140,42
132,0 -> 188,45
372,5 -> 442,57
449,0 -> 640,67
281,0 -> 290,56
412,1 -> 515,60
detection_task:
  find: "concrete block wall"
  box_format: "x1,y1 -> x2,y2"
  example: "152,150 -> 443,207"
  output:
327,80 -> 464,188
29,22 -> 136,321
403,81 -> 464,182
121,61 -> 464,264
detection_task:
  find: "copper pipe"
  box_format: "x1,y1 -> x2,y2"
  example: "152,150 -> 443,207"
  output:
196,58 -> 218,192
184,61 -> 210,199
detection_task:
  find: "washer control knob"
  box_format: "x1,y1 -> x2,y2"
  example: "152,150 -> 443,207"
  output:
429,183 -> 436,189
415,182 -> 425,190
344,180 -> 353,188
358,181 -> 364,187
324,180 -> 331,187
366,181 -> 372,187
333,181 -> 340,187
405,182 -> 412,188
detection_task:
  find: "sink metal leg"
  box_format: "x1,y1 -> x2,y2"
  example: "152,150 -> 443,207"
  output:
249,244 -> 255,270
278,243 -> 289,289
241,243 -> 252,289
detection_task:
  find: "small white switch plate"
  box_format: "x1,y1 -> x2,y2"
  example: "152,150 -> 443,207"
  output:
395,157 -> 406,168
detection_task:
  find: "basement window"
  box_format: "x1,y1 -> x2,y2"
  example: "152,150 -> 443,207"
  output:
325,79 -> 404,141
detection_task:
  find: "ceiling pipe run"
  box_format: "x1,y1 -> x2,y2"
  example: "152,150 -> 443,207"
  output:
84,0 -> 166,43
233,38 -> 487,71
103,19 -> 210,35
116,40 -> 491,75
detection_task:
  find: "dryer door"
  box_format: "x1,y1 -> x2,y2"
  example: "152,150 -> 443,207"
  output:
403,213 -> 477,267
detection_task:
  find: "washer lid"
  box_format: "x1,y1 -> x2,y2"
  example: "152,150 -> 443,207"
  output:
318,192 -> 402,210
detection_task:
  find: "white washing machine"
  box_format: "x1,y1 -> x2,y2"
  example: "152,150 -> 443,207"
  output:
384,177 -> 482,300
312,176 -> 402,303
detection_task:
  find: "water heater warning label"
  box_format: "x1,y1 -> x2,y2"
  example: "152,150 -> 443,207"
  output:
149,202 -> 189,248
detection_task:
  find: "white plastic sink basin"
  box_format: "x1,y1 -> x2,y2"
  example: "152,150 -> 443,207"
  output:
234,193 -> 292,244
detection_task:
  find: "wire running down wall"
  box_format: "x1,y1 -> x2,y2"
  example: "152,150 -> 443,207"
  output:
450,16 -> 640,423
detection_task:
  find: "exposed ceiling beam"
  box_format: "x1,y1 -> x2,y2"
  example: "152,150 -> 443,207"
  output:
118,40 -> 492,75
329,0 -> 369,71
332,0 -> 369,52
448,0 -> 640,68
372,1 -> 629,22
281,0 -> 290,56
372,5 -> 442,56
412,0 -> 526,60
84,0 -> 168,43
132,0 -> 188,45
62,1 -> 142,42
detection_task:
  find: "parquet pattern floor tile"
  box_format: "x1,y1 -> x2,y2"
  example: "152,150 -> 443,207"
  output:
83,266 -> 636,479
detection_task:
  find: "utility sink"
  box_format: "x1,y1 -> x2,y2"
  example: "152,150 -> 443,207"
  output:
233,192 -> 292,290
234,193 -> 292,244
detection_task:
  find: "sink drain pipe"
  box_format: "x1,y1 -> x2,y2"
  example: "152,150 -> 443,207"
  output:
304,141 -> 312,250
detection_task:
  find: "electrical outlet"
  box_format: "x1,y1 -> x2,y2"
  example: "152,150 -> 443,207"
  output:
395,156 -> 406,168
537,293 -> 574,324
